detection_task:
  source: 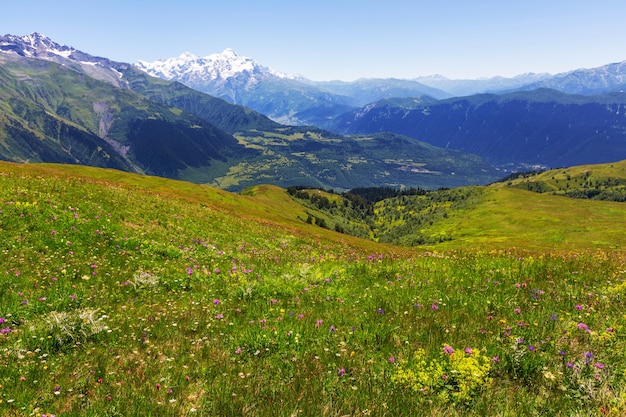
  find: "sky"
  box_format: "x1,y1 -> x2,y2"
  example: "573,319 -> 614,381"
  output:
3,0 -> 626,81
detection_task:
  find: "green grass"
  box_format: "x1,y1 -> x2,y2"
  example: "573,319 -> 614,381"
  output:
494,160 -> 626,201
1,161 -> 626,416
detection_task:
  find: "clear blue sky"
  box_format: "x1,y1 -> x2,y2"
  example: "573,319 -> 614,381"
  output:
3,0 -> 626,81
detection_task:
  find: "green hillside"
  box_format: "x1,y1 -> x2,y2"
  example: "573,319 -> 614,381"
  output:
286,165 -> 626,250
0,55 -> 250,180
1,161 -> 625,416
494,160 -> 626,201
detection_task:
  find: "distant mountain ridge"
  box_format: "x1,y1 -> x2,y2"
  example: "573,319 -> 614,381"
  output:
136,50 -> 449,126
0,33 -> 498,191
330,89 -> 626,171
137,49 -> 626,127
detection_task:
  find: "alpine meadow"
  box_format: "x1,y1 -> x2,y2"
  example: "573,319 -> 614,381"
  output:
1,160 -> 626,416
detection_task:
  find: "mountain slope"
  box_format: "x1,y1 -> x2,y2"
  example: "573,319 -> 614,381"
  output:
331,89 -> 626,170
492,159 -> 626,201
0,33 -> 500,191
0,43 -> 254,180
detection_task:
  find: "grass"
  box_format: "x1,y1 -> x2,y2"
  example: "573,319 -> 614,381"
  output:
1,161 -> 626,416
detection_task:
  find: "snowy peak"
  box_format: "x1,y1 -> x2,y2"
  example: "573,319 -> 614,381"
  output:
135,48 -> 292,85
0,33 -> 130,89
0,32 -> 75,59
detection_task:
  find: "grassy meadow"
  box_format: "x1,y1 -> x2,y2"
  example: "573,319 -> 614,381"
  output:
1,161 -> 626,416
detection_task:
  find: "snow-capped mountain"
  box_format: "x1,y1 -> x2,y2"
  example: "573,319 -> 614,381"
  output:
0,32 -> 73,59
0,32 -> 129,88
524,61 -> 626,94
136,49 -> 358,125
135,50 -> 450,126
136,49 -> 292,92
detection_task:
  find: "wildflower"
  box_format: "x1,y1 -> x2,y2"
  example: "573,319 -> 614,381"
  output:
464,347 -> 474,355
186,267 -> 193,275
442,344 -> 454,355
492,356 -> 500,363
431,304 -> 439,311
315,319 -> 323,328
594,363 -> 605,369
1,327 -> 12,334
215,314 -> 224,320
156,383 -> 161,390
213,299 -> 221,305
514,308 -> 521,314
584,351 -> 593,364
577,322 -> 591,333
388,356 -> 395,364
377,308 -> 384,314
234,347 -> 242,355
338,368 -> 346,377
528,345 -> 535,351
329,325 -> 336,332
0,318 -> 4,324
575,305 -> 583,311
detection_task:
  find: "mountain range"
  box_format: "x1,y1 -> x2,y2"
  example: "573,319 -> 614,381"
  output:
137,49 -> 626,127
329,89 -> 626,170
0,33 -> 499,191
136,50 -> 451,126
136,47 -> 626,171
